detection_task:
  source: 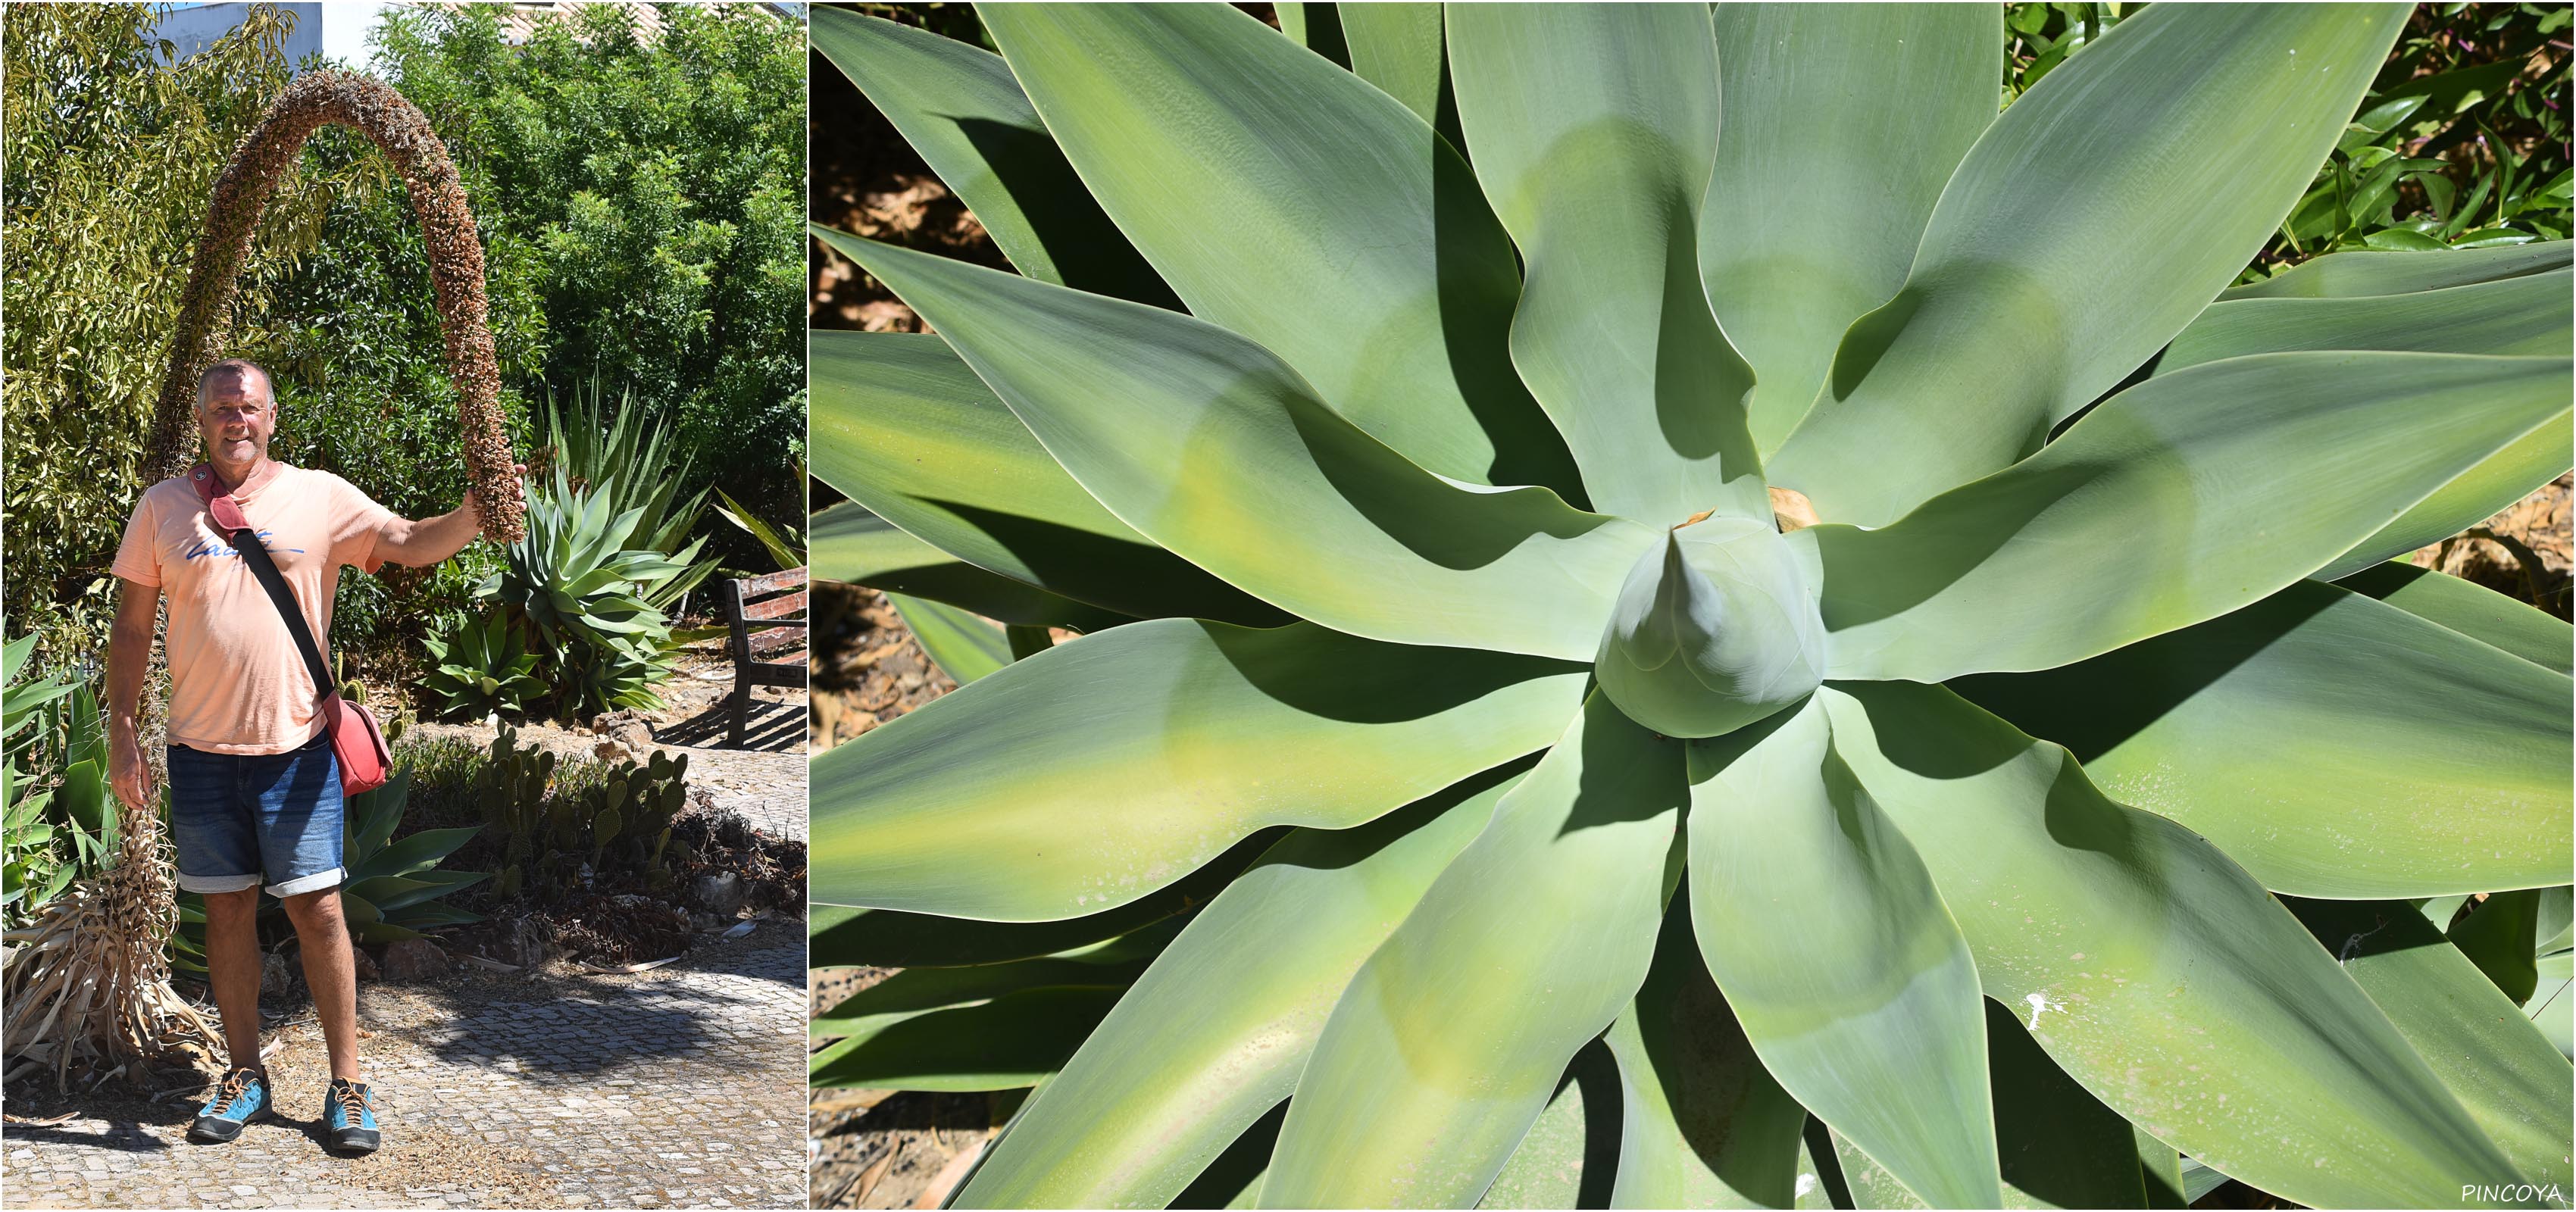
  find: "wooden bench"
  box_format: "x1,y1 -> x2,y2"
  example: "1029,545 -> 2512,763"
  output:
721,567 -> 808,746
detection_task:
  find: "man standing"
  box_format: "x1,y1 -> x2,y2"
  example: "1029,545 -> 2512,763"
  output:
106,358 -> 517,1154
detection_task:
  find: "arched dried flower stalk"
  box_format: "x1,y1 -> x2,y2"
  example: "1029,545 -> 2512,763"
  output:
143,68 -> 522,544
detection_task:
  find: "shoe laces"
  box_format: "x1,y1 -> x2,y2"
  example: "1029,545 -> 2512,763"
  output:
207,1069 -> 258,1114
332,1080 -> 374,1124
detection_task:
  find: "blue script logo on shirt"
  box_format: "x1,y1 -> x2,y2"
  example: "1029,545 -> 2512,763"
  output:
183,531 -> 306,561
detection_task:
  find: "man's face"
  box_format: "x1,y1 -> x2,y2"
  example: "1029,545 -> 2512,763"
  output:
198,373 -> 274,467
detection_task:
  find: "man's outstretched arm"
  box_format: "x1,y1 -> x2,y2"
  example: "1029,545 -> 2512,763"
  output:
374,465 -> 525,567
106,578 -> 160,810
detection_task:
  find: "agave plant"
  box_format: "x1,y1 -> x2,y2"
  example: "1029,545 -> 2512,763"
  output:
479,467 -> 695,715
809,4 -> 2574,1208
420,610 -> 548,720
539,376 -> 721,611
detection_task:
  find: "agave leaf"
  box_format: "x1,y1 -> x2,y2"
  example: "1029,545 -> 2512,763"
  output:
1956,576 -> 2570,899
1702,4 -> 2001,456
367,868 -> 487,913
809,329 -> 1277,625
1771,4 -> 2408,526
2153,270 -> 2574,585
1271,2 -> 1343,63
833,235 -> 1658,661
2453,891 -> 2546,1007
1263,692 -> 1683,1208
810,8 -> 1173,305
958,767 -> 1518,1208
808,618 -> 1587,919
809,986 -> 1121,1092
1830,1001 -> 2152,1210
2138,1133 -> 2189,1209
1806,351 -> 2571,682
1823,681 -> 2527,1208
2156,270 -> 2571,373
1604,895 -> 1808,1210
2219,240 -> 2571,300
808,500 -> 1130,633
2339,561 -> 2576,676
1340,3 -> 1448,132
808,833 -> 1273,970
1447,2 -> 1765,526
2285,897 -> 2573,1193
352,826 -> 483,882
980,2 -> 1579,495
886,593 -> 1012,686
1686,697 -> 1997,1208
352,767 -> 410,858
811,926 -> 1167,1042
1474,1039 -> 1623,1210
2321,420 -> 2574,583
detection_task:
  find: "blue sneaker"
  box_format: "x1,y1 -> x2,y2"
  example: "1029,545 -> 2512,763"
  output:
322,1077 -> 381,1153
188,1067 -> 271,1142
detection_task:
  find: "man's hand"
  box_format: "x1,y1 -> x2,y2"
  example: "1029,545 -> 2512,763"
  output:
461,462 -> 530,527
108,720 -> 154,811
380,463 -> 528,567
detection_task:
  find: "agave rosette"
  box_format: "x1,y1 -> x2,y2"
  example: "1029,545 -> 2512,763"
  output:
808,4 -> 2574,1207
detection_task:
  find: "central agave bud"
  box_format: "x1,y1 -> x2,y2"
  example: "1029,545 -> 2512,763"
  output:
1593,514 -> 1826,738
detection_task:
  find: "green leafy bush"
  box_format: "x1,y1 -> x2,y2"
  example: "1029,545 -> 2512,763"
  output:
808,5 -> 2573,1208
1,636 -> 112,928
420,610 -> 546,721
264,2 -> 808,554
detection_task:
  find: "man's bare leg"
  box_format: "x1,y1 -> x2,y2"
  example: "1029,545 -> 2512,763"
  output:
280,889 -> 360,1082
202,886 -> 265,1071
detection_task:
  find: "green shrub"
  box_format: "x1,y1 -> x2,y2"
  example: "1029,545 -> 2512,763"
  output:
262,2 -> 809,562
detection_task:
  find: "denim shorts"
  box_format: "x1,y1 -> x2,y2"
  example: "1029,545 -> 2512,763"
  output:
166,733 -> 345,898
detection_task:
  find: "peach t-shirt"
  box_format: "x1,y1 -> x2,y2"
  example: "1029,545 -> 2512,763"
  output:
111,463 -> 395,755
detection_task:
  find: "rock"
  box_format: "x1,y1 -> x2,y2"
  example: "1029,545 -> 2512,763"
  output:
382,938 -> 448,982
351,948 -> 380,982
491,917 -> 550,969
691,872 -> 746,918
261,951 -> 295,996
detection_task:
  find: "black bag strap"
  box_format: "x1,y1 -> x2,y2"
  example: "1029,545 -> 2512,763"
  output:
220,517 -> 336,707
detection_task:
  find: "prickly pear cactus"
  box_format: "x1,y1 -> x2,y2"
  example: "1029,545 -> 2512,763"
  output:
145,68 -> 522,545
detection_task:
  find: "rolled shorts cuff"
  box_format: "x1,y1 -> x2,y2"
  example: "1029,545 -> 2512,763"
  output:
267,867 -> 345,898
176,871 -> 265,895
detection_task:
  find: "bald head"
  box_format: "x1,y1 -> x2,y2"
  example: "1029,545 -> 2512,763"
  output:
196,358 -> 274,412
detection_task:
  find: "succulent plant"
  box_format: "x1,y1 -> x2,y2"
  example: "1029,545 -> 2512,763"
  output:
478,467 -> 697,715
420,610 -> 548,720
809,4 -> 2572,1208
477,726 -> 689,901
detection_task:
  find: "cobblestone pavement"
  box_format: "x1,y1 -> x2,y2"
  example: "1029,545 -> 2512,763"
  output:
4,930 -> 807,1209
